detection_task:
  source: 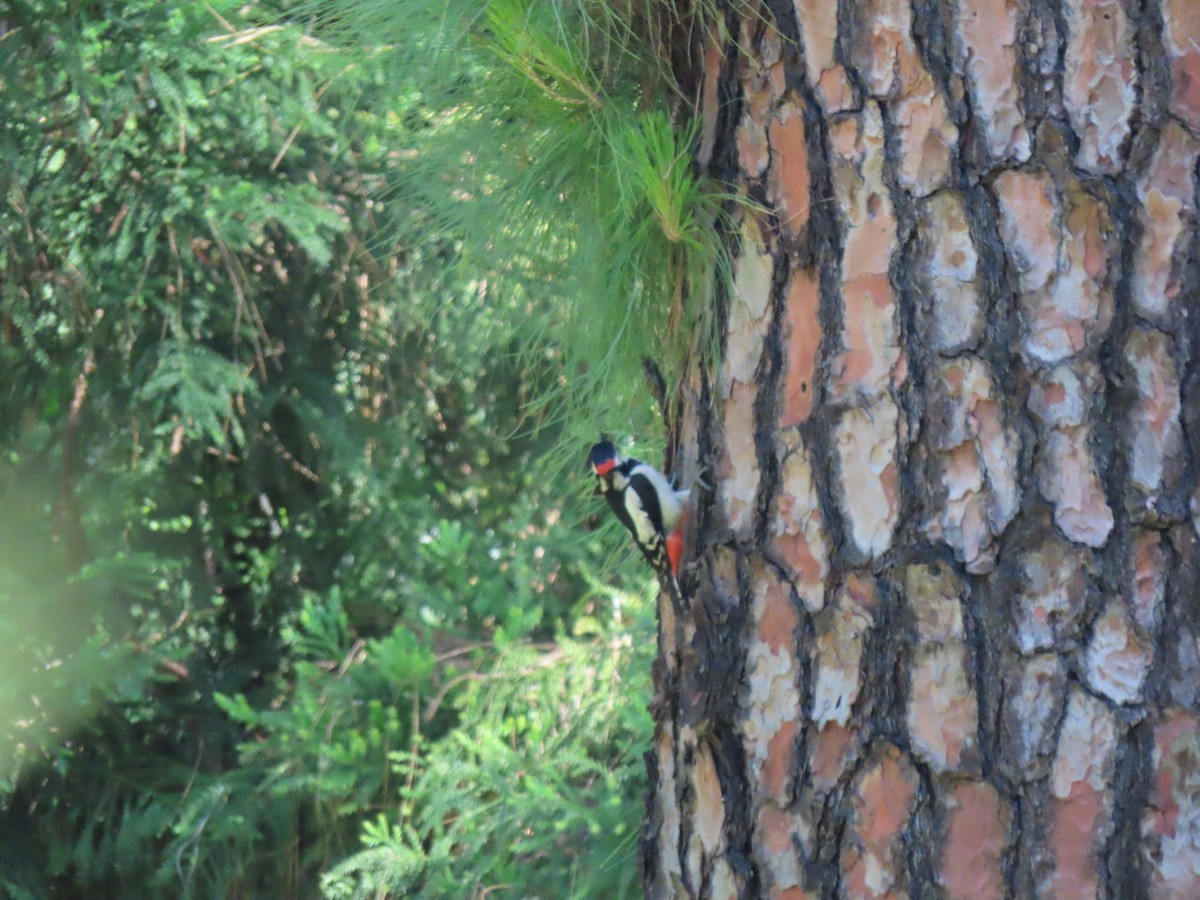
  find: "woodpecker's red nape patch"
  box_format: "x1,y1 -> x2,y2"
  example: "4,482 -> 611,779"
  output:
593,458 -> 617,477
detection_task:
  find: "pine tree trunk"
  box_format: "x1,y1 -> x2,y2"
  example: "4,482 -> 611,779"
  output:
643,1 -> 1200,896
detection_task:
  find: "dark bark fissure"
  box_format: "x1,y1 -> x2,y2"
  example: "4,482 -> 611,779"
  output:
641,742 -> 666,894
719,552 -> 763,893
1161,526 -> 1200,709
905,761 -> 944,898
821,756 -> 861,900
802,101 -> 853,573
1175,219 -> 1200,510
1107,719 -> 1155,899
787,588 -> 818,801
750,252 -> 793,547
1022,0 -> 1065,127
1135,0 -> 1172,127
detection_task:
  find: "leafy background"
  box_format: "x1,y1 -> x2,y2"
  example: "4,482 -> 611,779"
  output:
0,0 -> 716,895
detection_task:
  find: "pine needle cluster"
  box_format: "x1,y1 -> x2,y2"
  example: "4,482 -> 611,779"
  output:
300,0 -> 729,456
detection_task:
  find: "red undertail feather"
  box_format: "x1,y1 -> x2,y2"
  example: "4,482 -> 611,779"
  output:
666,528 -> 683,577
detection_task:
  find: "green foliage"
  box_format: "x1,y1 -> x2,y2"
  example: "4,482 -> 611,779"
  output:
322,582 -> 654,899
304,0 -> 729,445
0,0 -> 690,895
140,341 -> 258,450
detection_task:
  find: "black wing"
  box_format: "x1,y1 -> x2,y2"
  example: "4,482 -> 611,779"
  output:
626,471 -> 666,543
603,485 -> 644,550
604,476 -> 667,575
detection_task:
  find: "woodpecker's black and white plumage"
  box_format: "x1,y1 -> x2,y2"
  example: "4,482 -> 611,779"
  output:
588,440 -> 689,578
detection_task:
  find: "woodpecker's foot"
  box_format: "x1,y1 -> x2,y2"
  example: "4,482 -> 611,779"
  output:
691,464 -> 714,493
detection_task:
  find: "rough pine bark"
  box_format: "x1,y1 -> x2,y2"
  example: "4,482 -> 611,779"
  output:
643,1 -> 1200,897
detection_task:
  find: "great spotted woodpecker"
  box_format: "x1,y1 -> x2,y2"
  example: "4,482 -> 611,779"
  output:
588,440 -> 689,578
